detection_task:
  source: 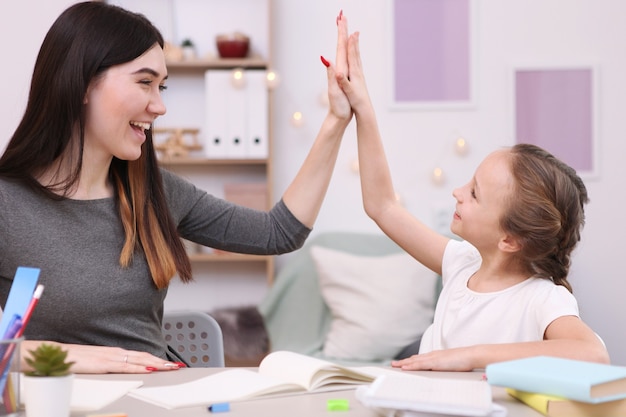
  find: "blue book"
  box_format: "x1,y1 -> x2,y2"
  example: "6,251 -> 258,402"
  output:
486,356 -> 626,404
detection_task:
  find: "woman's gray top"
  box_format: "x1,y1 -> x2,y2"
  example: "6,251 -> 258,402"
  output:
0,169 -> 310,358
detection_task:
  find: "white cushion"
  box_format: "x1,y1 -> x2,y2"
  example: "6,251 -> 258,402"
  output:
310,246 -> 438,361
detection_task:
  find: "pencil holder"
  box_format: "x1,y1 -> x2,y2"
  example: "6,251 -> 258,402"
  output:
0,337 -> 22,417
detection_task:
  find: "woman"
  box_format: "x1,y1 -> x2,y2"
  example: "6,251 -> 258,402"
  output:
0,2 -> 352,373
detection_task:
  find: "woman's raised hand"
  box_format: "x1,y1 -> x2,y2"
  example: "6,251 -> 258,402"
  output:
321,11 -> 352,122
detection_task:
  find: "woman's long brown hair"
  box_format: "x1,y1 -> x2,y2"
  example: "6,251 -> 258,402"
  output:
0,2 -> 191,288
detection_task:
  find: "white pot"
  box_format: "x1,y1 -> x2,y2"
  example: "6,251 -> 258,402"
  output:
182,46 -> 196,60
23,374 -> 73,417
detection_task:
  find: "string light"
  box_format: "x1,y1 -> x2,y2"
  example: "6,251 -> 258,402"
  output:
428,132 -> 469,186
265,70 -> 280,89
230,68 -> 245,89
454,136 -> 469,156
291,111 -> 304,128
431,167 -> 445,186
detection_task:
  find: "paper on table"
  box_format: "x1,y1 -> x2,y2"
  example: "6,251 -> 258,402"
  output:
71,378 -> 144,411
129,368 -> 303,409
21,377 -> 143,412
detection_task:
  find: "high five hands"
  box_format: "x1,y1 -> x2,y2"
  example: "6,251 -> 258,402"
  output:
323,11 -> 372,122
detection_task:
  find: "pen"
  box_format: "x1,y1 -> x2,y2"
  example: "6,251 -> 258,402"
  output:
0,314 -> 22,342
0,315 -> 23,359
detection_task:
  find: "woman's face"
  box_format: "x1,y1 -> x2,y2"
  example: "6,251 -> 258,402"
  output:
83,43 -> 167,162
450,150 -> 515,251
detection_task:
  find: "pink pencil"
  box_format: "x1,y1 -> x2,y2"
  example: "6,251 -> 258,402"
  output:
0,284 -> 45,369
15,284 -> 44,338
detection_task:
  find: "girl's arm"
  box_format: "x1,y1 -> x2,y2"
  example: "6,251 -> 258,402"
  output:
338,26 -> 448,274
392,316 -> 610,371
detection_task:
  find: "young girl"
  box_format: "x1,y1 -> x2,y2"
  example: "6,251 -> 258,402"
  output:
332,14 -> 609,371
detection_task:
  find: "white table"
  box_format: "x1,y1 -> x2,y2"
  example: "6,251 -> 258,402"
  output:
71,368 -> 543,417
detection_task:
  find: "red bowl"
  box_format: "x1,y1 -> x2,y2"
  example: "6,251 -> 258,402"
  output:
216,35 -> 250,58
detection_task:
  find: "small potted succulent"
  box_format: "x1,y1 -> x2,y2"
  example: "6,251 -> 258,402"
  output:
181,38 -> 197,60
23,344 -> 75,417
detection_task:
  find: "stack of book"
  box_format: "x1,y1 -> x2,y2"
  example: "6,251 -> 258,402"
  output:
485,356 -> 626,417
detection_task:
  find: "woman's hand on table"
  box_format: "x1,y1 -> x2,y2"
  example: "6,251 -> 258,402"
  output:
22,340 -> 184,374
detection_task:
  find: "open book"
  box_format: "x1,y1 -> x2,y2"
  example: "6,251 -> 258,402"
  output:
129,350 -> 379,409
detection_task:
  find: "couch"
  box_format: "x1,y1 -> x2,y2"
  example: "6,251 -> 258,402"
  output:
257,231 -> 442,366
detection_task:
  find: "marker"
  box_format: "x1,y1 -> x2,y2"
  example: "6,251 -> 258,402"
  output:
0,315 -> 23,358
208,402 -> 230,413
327,398 -> 349,411
1,315 -> 22,341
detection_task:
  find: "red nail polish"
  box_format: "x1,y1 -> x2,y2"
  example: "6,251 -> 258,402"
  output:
146,366 -> 158,371
174,362 -> 187,368
320,56 -> 330,68
337,9 -> 343,25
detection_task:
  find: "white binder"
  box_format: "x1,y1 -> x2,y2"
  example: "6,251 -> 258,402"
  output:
204,70 -> 229,158
205,69 -> 269,159
245,70 -> 269,159
225,72 -> 247,158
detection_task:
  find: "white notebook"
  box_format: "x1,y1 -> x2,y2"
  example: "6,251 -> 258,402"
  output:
356,374 -> 499,417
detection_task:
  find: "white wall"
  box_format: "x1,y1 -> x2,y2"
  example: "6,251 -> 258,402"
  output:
0,1 -> 76,142
2,0 -> 626,364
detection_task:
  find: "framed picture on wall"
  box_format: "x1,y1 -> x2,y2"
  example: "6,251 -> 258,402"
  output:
387,0 -> 476,110
513,66 -> 599,179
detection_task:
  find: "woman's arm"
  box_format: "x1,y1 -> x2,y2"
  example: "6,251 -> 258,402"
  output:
337,25 -> 448,274
20,340 -> 182,374
391,316 -> 610,371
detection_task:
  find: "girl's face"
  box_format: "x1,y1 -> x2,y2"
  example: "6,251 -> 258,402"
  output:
451,150 -> 515,251
83,43 -> 167,162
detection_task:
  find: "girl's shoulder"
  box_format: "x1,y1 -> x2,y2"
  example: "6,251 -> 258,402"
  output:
443,239 -> 481,269
516,276 -> 577,304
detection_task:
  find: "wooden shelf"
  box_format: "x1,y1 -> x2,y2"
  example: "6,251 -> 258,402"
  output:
160,0 -> 275,289
166,57 -> 268,71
